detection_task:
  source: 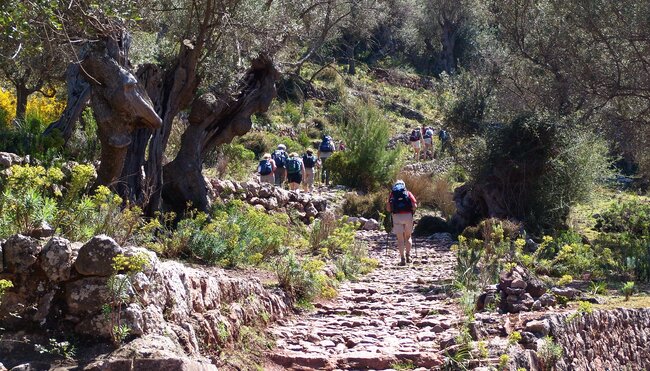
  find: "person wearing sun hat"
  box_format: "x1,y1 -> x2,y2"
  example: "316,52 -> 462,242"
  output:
257,153 -> 276,184
386,179 -> 418,266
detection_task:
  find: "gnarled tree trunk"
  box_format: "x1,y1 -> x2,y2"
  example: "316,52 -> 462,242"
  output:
119,44 -> 200,214
162,55 -> 279,215
78,35 -> 162,187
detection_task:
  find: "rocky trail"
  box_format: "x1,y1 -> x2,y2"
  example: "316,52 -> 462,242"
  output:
268,231 -> 463,370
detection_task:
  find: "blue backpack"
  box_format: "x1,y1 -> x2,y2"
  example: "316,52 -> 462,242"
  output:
259,159 -> 273,175
390,187 -> 413,213
272,150 -> 287,168
439,129 -> 449,141
319,136 -> 335,152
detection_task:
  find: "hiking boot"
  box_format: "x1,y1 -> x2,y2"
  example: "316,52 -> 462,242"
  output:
398,256 -> 406,266
405,254 -> 411,264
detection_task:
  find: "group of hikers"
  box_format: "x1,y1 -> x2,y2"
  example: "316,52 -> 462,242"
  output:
408,124 -> 452,161
254,132 -> 434,267
256,135 -> 343,192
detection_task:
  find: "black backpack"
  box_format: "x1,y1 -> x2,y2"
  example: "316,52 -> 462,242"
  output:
303,154 -> 316,168
409,129 -> 421,141
319,136 -> 335,152
439,129 -> 449,141
259,159 -> 273,175
390,188 -> 413,213
272,150 -> 287,168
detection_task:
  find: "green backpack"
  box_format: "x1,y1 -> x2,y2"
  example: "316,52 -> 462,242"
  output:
287,158 -> 301,174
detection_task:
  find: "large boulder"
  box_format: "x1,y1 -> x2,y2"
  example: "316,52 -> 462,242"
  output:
0,152 -> 22,168
3,234 -> 41,273
39,237 -> 74,282
65,276 -> 115,315
74,235 -> 124,276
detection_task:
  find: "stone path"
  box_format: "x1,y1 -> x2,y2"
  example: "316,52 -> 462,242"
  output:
268,231 -> 463,370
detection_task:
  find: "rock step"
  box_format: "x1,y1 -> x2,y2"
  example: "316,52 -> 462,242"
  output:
270,350 -> 444,370
268,230 -> 459,370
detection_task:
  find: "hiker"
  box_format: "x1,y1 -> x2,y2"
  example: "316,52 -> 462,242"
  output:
286,152 -> 305,191
438,128 -> 451,157
272,144 -> 288,186
408,127 -> 423,161
422,125 -> 435,161
317,135 -> 335,186
257,153 -> 276,184
302,149 -> 318,192
386,180 -> 417,266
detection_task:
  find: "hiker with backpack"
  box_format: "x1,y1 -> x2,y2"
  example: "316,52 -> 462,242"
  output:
386,180 -> 418,266
422,125 -> 435,160
302,149 -> 318,192
257,153 -> 277,184
438,128 -> 451,157
317,135 -> 335,187
272,144 -> 288,186
408,127 -> 423,161
286,152 -> 305,191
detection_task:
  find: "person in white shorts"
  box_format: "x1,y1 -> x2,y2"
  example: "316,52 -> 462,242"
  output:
408,128 -> 423,161
386,180 -> 418,266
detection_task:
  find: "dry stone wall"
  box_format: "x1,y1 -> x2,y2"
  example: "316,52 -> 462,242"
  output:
208,179 -> 328,223
512,308 -> 650,371
0,234 -> 291,368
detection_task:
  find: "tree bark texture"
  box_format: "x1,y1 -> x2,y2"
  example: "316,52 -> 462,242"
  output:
80,47 -> 162,187
161,55 -> 279,215
119,44 -> 200,214
14,83 -> 28,123
43,62 -> 91,142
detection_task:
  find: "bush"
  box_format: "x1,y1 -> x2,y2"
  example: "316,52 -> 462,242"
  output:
595,198 -> 650,281
0,164 -> 63,237
472,113 -> 611,231
185,201 -> 289,267
342,191 -> 387,220
210,143 -> 256,181
275,250 -> 337,301
328,102 -> 404,191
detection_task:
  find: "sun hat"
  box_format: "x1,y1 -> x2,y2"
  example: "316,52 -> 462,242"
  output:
392,180 -> 406,191
262,153 -> 271,159
278,144 -> 286,150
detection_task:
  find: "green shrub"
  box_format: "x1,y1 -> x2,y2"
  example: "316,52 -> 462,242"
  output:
186,201 -> 289,267
328,102 -> 403,191
538,336 -> 563,370
621,281 -> 635,301
453,219 -> 520,290
596,199 -> 650,281
472,113 -> 611,231
526,230 -> 616,278
0,279 -> 13,303
0,164 -> 63,237
275,250 -> 337,301
210,143 -> 256,181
